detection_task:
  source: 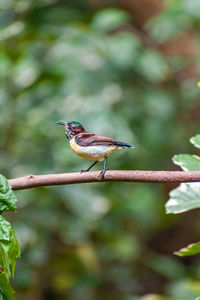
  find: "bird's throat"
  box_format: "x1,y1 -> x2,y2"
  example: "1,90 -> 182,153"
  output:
65,126 -> 85,140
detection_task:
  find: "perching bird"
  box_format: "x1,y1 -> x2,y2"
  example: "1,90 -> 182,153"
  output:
57,121 -> 135,177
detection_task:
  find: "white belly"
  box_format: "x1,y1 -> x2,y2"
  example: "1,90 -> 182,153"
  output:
79,145 -> 109,158
70,138 -> 117,161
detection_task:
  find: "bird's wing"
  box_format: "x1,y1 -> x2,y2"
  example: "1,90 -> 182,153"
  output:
76,132 -> 118,147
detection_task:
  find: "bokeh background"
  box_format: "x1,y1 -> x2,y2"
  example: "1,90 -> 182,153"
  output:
1,0 -> 200,299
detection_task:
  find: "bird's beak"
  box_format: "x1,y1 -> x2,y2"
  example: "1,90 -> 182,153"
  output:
57,120 -> 69,126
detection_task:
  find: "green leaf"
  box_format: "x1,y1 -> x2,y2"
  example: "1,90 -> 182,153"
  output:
0,271 -> 15,300
0,216 -> 20,300
175,242 -> 200,257
136,50 -> 169,82
166,183 -> 200,214
107,33 -> 140,68
147,10 -> 189,42
183,0 -> 200,17
0,175 -> 20,298
91,8 -> 130,32
0,216 -> 20,277
173,154 -> 200,171
167,136 -> 200,214
0,175 -> 17,213
190,134 -> 200,149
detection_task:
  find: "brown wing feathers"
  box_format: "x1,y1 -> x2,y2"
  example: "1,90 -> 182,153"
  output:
76,132 -> 133,147
76,133 -> 115,146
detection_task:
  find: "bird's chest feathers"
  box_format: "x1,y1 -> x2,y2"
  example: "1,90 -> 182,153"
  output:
69,137 -> 117,161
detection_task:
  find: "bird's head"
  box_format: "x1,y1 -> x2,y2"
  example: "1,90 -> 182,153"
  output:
57,120 -> 85,139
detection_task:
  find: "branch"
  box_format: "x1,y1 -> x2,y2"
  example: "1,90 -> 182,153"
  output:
9,170 -> 200,190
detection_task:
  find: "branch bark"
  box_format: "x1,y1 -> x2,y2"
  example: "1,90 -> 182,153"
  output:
9,170 -> 200,190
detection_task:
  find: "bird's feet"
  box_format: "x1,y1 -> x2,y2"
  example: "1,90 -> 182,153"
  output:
80,169 -> 89,174
100,168 -> 109,179
80,161 -> 98,174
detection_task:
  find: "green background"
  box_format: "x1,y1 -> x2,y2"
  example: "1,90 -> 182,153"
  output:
1,0 -> 200,299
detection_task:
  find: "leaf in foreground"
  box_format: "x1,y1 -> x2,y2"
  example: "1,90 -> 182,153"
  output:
190,134 -> 200,149
173,154 -> 200,171
0,216 -> 20,299
166,182 -> 200,214
167,135 -> 200,214
0,175 -> 20,299
0,175 -> 17,213
175,242 -> 200,257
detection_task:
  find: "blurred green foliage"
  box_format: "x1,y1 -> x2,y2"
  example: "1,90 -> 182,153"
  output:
1,0 -> 200,299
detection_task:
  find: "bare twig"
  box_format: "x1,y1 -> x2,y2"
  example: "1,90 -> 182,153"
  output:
9,170 -> 200,190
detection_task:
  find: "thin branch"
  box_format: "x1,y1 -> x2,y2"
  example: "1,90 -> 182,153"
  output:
9,170 -> 200,190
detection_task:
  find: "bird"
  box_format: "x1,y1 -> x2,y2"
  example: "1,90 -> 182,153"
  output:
57,120 -> 135,178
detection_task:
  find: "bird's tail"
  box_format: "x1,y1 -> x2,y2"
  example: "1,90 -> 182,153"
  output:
114,142 -> 135,148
